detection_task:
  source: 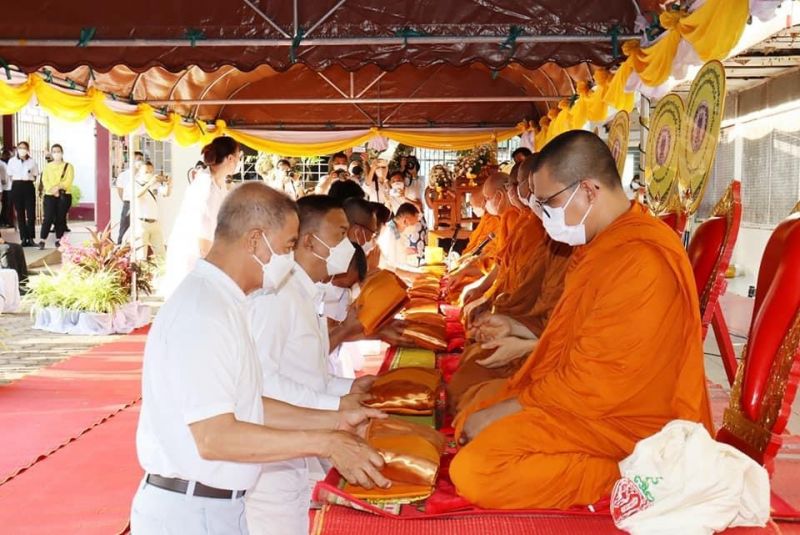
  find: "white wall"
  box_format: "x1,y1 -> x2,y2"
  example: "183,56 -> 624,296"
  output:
49,116 -> 96,203
727,226 -> 773,296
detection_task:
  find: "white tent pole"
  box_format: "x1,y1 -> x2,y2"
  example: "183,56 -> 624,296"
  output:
127,134 -> 138,303
0,34 -> 638,47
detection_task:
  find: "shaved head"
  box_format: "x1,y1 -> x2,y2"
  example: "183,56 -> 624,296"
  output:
533,130 -> 622,190
215,182 -> 298,241
483,172 -> 511,196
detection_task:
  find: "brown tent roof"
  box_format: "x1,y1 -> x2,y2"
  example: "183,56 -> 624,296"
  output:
0,1 -> 662,128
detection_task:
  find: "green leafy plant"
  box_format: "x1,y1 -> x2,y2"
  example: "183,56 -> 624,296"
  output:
70,183 -> 82,206
24,225 -> 155,314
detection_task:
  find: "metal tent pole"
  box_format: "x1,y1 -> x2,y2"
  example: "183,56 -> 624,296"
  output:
127,134 -> 138,303
144,95 -> 566,106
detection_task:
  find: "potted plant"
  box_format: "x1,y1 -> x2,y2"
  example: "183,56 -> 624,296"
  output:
24,227 -> 155,335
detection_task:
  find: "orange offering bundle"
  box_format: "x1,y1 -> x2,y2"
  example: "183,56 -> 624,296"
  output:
401,312 -> 448,352
405,298 -> 440,314
356,270 -> 409,335
343,418 -> 446,501
363,367 -> 443,415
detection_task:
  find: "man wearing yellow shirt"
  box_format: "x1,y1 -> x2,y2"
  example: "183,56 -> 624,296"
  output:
38,143 -> 74,250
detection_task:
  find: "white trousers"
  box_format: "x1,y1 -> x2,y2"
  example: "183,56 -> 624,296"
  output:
130,478 -> 249,535
245,460 -> 310,535
134,219 -> 166,261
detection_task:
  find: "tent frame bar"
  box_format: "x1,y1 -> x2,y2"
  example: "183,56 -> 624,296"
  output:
145,96 -> 565,105
0,34 -> 637,48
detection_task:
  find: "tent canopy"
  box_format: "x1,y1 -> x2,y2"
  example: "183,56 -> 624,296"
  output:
0,0 -> 661,129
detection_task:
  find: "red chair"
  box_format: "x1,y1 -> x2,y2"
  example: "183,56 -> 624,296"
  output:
659,209 -> 688,235
716,210 -> 800,473
686,181 -> 742,384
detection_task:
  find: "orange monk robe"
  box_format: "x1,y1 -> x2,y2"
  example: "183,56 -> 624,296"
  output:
450,202 -> 713,510
447,236 -> 572,414
462,214 -> 500,255
476,206 -> 522,274
492,211 -> 547,298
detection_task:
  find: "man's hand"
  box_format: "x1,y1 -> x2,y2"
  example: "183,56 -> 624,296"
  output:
323,431 -> 391,490
477,337 -> 538,368
339,392 -> 369,411
350,375 -> 376,394
469,314 -> 514,342
461,398 -> 522,444
341,303 -> 365,339
376,319 -> 414,346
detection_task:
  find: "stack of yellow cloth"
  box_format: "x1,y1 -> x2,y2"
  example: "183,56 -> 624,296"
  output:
356,270 -> 408,335
363,367 -> 442,415
343,418 -> 446,502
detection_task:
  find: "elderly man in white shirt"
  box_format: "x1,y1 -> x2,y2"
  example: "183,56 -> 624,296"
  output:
132,182 -> 389,535
246,194 -> 376,535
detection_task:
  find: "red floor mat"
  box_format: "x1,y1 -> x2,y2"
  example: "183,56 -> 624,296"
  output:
311,505 -> 799,535
0,338 -> 144,484
0,405 -> 142,535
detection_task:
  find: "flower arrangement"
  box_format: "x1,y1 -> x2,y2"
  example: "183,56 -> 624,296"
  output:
454,144 -> 497,178
430,165 -> 453,190
25,227 -> 156,314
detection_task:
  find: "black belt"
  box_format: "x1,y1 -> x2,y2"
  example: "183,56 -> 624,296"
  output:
138,218 -> 157,223
145,474 -> 246,499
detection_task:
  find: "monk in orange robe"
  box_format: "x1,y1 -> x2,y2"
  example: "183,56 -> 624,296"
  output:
449,130 -> 712,510
445,172 -> 517,297
462,189 -> 499,255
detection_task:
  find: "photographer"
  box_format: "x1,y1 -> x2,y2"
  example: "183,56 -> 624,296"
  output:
38,143 -> 73,250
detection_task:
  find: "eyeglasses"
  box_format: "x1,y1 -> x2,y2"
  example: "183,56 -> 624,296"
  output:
533,180 -> 580,218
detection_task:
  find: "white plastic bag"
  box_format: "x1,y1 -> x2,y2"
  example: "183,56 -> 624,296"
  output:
611,420 -> 770,535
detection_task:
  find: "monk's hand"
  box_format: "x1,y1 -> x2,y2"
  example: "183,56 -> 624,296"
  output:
461,398 -> 523,444
477,337 -> 538,368
350,375 -> 376,394
324,431 -> 391,490
469,314 -> 513,342
339,392 -> 370,411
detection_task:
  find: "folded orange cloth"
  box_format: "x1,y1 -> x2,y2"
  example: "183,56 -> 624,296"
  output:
343,418 -> 446,501
364,367 -> 443,414
403,321 -> 448,352
405,298 -> 439,313
408,287 -> 441,300
356,270 -> 408,335
402,312 -> 446,328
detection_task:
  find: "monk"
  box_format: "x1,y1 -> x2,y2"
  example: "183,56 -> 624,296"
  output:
445,172 -> 519,299
449,130 -> 712,510
461,189 -> 498,255
448,157 -> 569,413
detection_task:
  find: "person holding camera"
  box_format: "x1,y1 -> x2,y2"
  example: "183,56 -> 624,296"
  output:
38,144 -> 74,250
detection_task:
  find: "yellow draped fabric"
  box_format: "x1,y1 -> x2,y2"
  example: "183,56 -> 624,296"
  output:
539,0 -> 751,149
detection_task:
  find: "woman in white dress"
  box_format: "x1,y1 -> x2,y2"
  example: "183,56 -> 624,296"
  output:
161,137 -> 240,296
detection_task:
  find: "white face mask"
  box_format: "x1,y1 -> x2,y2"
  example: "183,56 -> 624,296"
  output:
333,164 -> 347,171
485,193 -> 500,216
540,185 -> 593,246
252,233 -> 294,292
17,148 -> 28,158
313,235 -> 355,277
52,152 -> 63,162
362,238 -> 376,255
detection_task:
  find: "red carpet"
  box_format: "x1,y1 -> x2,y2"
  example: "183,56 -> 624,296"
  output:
0,405 -> 142,535
312,505 -> 800,535
0,339 -> 145,484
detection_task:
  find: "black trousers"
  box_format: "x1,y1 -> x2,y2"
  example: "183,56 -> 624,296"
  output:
0,240 -> 28,284
118,201 -> 130,244
0,190 -> 13,226
11,181 -> 36,242
41,194 -> 71,241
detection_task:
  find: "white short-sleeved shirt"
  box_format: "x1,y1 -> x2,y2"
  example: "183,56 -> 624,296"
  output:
133,175 -> 167,221
162,172 -> 228,296
7,157 -> 39,182
136,260 -> 264,491
248,267 -> 353,411
377,220 -> 417,271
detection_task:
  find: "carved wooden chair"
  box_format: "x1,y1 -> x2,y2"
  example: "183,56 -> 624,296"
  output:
686,181 -> 742,384
716,210 -> 800,473
658,209 -> 689,236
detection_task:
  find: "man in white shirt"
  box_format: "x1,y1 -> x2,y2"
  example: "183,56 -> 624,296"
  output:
246,194 -> 376,535
132,183 -> 389,535
0,154 -> 11,228
116,150 -> 144,244
132,162 -> 171,261
377,202 -> 421,273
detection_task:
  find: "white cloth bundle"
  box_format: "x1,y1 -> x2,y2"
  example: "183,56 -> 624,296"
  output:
611,420 -> 770,535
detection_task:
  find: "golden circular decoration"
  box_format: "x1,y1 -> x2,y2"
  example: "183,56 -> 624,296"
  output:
645,93 -> 684,214
679,60 -> 726,215
606,111 -> 630,176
